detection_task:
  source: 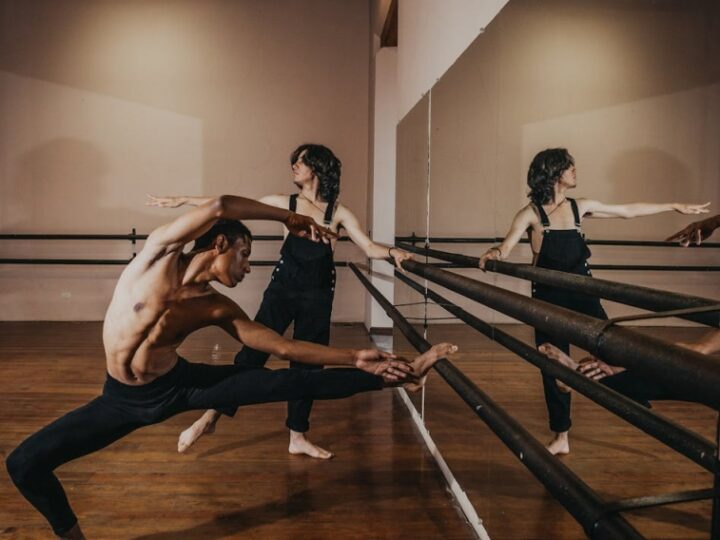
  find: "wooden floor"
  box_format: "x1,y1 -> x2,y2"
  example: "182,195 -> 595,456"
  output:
0,322 -> 473,540
1,322 -> 717,539
395,324 -> 717,540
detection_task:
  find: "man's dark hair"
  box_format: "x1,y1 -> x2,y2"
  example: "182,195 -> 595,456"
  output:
290,143 -> 341,202
527,148 -> 575,206
192,219 -> 252,251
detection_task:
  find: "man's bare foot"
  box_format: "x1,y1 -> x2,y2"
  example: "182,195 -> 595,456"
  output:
546,431 -> 570,456
538,343 -> 577,393
58,522 -> 86,540
178,409 -> 221,453
403,342 -> 458,393
288,431 -> 334,459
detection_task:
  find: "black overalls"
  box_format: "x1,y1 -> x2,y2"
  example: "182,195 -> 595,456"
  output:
531,199 -> 684,425
232,194 -> 337,433
531,198 -> 608,433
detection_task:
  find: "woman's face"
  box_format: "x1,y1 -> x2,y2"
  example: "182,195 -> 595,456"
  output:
291,150 -> 315,186
558,164 -> 577,189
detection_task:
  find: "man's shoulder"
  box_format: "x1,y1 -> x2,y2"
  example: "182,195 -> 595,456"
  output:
203,292 -> 248,321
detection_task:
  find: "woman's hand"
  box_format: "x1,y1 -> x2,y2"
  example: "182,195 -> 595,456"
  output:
672,202 -> 711,215
478,247 -> 502,271
389,247 -> 413,271
146,194 -> 188,208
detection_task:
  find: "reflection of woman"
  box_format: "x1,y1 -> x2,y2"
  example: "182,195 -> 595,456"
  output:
479,148 -> 709,455
148,143 -> 412,459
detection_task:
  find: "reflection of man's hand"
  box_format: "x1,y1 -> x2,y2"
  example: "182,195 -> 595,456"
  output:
577,357 -> 621,381
666,214 -> 719,246
285,212 -> 337,243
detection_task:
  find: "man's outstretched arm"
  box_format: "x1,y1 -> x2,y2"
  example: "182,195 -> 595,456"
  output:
666,214 -> 720,246
146,195 -> 333,252
219,311 -> 412,381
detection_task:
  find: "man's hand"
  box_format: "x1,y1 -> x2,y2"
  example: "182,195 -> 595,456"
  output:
285,212 -> 337,243
666,214 -> 720,246
577,357 -> 623,381
353,349 -> 414,383
146,194 -> 188,208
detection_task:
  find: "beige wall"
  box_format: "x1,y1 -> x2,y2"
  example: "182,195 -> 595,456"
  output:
0,0 -> 371,321
398,0 -> 508,120
397,0 -> 720,324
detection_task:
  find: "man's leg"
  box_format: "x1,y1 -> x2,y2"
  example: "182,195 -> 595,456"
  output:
287,290 -> 333,458
184,364 -> 383,413
183,342 -> 455,412
178,285 -> 295,453
601,371 -> 682,405
6,396 -> 144,538
539,343 -> 687,405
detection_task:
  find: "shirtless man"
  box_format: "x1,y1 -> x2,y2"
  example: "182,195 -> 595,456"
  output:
5,194 -> 456,539
149,143 -> 413,459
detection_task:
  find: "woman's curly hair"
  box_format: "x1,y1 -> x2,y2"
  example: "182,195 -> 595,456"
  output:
291,144 -> 341,203
526,148 -> 574,206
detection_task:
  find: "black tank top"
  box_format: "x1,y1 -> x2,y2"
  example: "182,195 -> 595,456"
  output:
270,194 -> 336,291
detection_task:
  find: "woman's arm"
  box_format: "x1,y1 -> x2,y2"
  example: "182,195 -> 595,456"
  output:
147,193 -> 286,209
579,199 -> 710,219
479,205 -> 536,269
336,205 -> 413,270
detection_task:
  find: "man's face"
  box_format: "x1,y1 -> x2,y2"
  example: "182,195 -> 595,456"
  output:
214,237 -> 251,287
559,165 -> 577,189
291,150 -> 315,186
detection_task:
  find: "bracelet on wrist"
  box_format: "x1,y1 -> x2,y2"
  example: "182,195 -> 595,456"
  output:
388,246 -> 394,258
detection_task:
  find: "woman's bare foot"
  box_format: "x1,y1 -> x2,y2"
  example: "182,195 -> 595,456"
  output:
178,409 -> 221,453
538,343 -> 577,393
546,431 -> 570,456
288,430 -> 334,459
403,342 -> 458,393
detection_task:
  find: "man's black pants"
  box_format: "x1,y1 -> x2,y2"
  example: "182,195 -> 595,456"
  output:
5,358 -> 382,535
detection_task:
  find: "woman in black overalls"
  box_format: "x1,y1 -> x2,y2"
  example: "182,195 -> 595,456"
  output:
479,148 -> 710,455
231,191 -> 339,450
530,196 -> 606,452
160,144 -> 413,458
